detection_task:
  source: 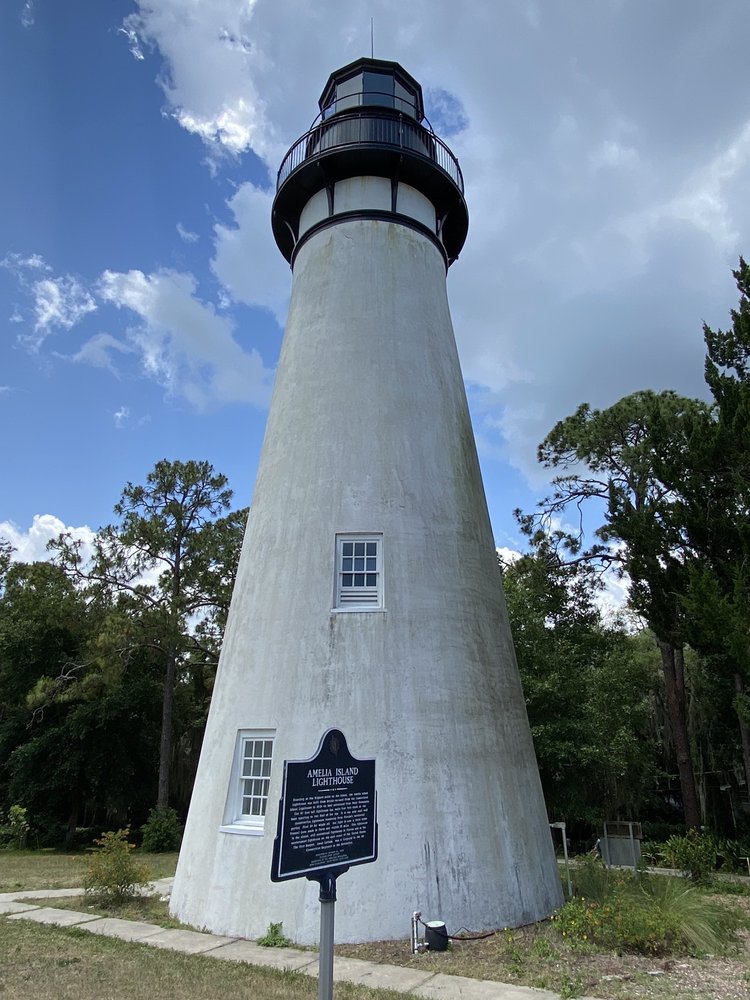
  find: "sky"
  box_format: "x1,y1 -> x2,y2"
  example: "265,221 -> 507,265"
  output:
2,0 -> 750,571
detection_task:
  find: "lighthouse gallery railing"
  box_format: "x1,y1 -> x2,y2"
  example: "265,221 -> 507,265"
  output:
276,111 -> 464,195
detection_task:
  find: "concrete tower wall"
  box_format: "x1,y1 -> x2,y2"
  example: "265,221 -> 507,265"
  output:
170,199 -> 563,943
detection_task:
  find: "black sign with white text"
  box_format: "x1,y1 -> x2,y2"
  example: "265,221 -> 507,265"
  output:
270,729 -> 377,882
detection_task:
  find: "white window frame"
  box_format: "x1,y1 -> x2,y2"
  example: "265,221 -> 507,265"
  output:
220,729 -> 275,837
333,533 -> 384,611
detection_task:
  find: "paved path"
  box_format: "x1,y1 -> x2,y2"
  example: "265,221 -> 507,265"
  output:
1,880 -> 592,1000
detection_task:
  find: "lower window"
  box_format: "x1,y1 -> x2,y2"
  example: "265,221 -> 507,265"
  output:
220,729 -> 275,836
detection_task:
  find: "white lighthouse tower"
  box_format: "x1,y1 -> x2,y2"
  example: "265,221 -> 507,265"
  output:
171,58 -> 563,943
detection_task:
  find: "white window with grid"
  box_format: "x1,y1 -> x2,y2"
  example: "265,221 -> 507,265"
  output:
334,534 -> 383,610
220,729 -> 275,836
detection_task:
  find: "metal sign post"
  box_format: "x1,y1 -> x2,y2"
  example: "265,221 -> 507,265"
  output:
315,870 -> 337,1000
271,729 -> 378,1000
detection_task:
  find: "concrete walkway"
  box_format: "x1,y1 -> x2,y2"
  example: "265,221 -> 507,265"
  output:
0,881 -> 591,1000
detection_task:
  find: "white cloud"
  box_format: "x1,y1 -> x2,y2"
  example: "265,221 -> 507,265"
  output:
211,183 -> 290,323
1,248 -> 274,411
1,255 -> 97,351
1,252 -> 49,273
122,1 -> 279,159
177,222 -> 200,244
665,119 -> 750,252
72,332 -> 134,372
19,1 -> 34,29
615,119 -> 750,260
30,276 -> 97,337
0,515 -> 96,565
113,405 -> 130,428
596,564 -> 632,623
98,267 -> 273,408
112,405 -> 150,430
496,546 -> 521,567
118,24 -> 144,60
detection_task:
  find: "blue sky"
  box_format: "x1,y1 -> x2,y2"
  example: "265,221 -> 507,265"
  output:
3,1 -> 750,570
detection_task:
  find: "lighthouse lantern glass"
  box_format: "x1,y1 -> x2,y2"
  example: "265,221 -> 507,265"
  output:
330,74 -> 360,115
323,67 -> 419,120
361,70 -> 391,106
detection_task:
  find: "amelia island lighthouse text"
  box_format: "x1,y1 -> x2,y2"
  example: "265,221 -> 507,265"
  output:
170,57 -> 563,943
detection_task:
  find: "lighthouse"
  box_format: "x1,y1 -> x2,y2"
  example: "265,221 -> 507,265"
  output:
170,58 -> 563,943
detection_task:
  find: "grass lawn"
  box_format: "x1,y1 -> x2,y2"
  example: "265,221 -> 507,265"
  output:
13,889 -> 750,1000
4,850 -> 750,999
0,850 -> 178,892
0,919 -> 409,1000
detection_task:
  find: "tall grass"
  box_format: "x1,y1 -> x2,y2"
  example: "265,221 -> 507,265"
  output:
554,856 -> 745,955
637,874 -> 743,954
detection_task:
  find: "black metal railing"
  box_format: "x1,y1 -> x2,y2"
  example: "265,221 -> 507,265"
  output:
276,111 -> 464,194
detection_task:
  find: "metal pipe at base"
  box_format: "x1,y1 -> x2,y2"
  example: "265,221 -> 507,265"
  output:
411,911 -> 422,954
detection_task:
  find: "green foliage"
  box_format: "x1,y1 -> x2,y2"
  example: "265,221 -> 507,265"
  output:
568,854 -> 620,904
715,837 -> 750,873
640,839 -> 667,867
140,807 -> 183,852
712,879 -> 750,897
501,546 -> 658,821
527,388 -> 716,829
662,830 -> 716,883
84,828 -> 151,901
553,896 -> 607,947
652,261 -> 750,812
48,459 -> 245,812
558,975 -> 585,999
555,858 -> 742,956
0,460 -> 246,843
639,874 -> 743,954
257,921 -> 293,947
0,539 -> 12,598
553,885 -> 727,956
553,894 -> 678,955
7,804 -> 29,848
0,804 -> 30,848
644,833 -> 750,878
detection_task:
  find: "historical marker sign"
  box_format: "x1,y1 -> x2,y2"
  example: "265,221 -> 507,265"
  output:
271,728 -> 377,882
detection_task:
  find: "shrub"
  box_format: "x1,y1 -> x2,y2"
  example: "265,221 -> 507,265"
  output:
715,837 -> 750,874
552,896 -> 605,948
569,854 -> 624,904
639,839 -> 668,867
140,807 -> 183,852
552,894 -> 678,955
553,869 -> 743,956
0,805 -> 30,849
84,828 -> 151,902
638,873 -> 743,954
257,921 -> 293,947
663,831 -> 716,883
608,896 -> 679,954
